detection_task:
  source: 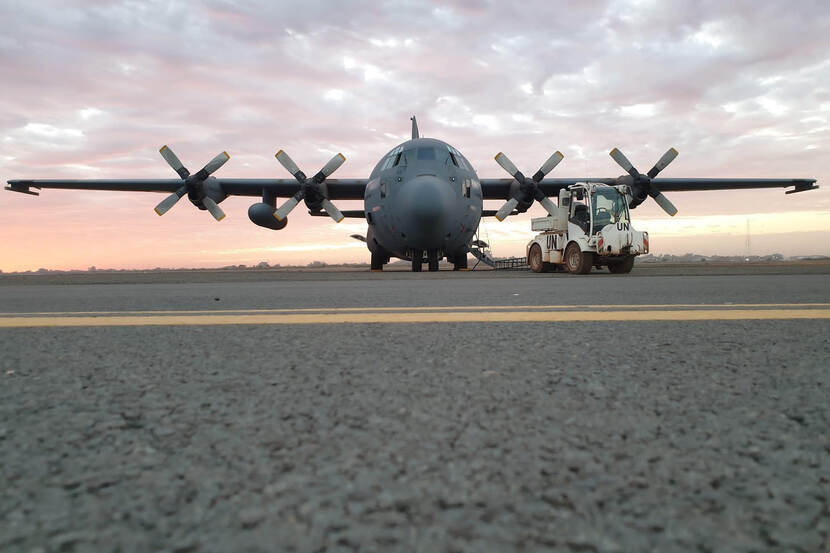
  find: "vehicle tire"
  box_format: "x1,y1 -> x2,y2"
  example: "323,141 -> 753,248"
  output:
411,249 -> 423,272
528,243 -> 544,273
565,242 -> 593,274
427,250 -> 439,272
608,255 -> 635,274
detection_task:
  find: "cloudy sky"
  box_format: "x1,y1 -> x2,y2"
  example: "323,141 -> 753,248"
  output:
1,0 -> 828,271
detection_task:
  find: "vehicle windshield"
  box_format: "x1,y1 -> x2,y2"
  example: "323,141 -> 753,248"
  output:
592,187 -> 629,233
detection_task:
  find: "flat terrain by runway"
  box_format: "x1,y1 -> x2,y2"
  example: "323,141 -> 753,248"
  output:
1,259 -> 829,287
1,268 -> 828,552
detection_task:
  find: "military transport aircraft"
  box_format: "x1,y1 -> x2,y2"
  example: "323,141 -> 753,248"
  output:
5,117 -> 818,272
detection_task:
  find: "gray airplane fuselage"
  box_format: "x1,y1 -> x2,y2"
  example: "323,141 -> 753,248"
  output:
363,137 -> 483,262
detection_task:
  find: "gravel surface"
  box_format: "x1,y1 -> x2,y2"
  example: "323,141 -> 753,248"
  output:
1,273 -> 828,552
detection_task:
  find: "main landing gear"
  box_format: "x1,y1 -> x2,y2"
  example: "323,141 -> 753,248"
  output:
371,252 -> 385,271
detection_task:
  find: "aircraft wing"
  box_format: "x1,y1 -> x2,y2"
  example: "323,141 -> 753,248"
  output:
642,177 -> 818,194
480,175 -> 817,219
5,178 -> 368,199
480,178 -> 595,199
6,146 -> 369,227
479,177 -> 818,200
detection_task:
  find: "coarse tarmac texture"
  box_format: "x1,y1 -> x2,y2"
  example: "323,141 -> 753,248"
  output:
1,268 -> 829,552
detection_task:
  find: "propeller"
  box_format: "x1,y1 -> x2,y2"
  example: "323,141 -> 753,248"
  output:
154,145 -> 229,220
273,150 -> 346,223
609,147 -> 678,216
493,151 -> 564,221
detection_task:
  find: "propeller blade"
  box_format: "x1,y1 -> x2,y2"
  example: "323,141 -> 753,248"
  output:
202,197 -> 226,221
159,145 -> 189,179
538,196 -> 558,217
609,148 -> 638,177
274,193 -> 302,221
154,186 -> 187,216
201,151 -> 230,176
533,151 -> 565,182
320,153 -> 346,178
494,197 -> 519,221
647,147 -> 678,179
494,152 -> 521,179
651,191 -> 678,216
322,198 -> 345,223
275,150 -> 303,180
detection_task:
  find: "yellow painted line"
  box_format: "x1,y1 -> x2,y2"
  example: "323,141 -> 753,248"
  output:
1,309 -> 829,328
1,303 -> 828,317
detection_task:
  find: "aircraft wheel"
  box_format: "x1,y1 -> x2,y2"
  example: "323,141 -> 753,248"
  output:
528,243 -> 544,273
565,242 -> 593,274
608,255 -> 635,274
411,250 -> 423,272
370,252 -> 384,271
427,250 -> 439,272
453,255 -> 468,271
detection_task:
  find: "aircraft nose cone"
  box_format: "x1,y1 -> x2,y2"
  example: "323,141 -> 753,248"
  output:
409,177 -> 445,222
399,175 -> 454,249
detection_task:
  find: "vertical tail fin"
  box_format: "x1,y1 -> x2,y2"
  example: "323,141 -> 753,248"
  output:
411,116 -> 419,139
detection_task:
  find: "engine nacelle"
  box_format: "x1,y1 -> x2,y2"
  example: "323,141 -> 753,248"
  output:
615,175 -> 649,209
248,202 -> 288,230
192,177 -> 228,209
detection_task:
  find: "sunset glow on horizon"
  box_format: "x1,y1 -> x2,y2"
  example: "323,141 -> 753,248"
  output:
1,1 -> 828,272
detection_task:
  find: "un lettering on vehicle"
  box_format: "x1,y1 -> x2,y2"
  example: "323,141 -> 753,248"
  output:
546,234 -> 556,249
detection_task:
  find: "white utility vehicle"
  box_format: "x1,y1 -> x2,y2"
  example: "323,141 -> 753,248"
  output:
526,183 -> 649,274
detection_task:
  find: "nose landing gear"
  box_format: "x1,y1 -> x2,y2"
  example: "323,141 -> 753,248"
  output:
427,250 -> 439,272
411,249 -> 423,272
410,249 -> 441,272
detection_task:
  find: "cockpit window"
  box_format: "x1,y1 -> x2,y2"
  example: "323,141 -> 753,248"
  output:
384,146 -> 403,169
447,146 -> 470,170
417,147 -> 437,160
395,145 -> 463,166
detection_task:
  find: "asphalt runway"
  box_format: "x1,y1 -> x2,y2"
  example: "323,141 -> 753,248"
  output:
1,269 -> 828,552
